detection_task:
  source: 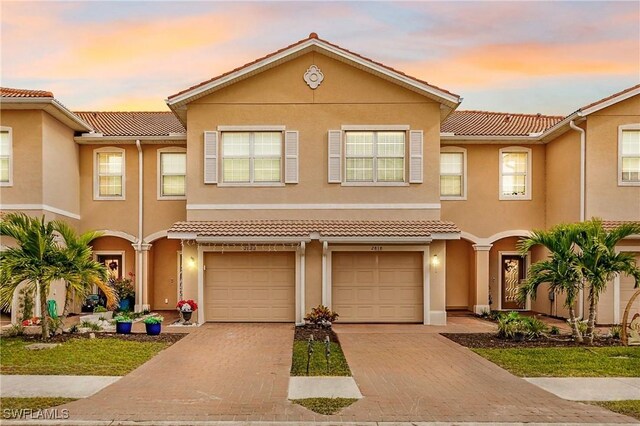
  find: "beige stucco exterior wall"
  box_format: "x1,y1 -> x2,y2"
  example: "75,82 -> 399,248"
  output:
185,51 -> 442,222
42,112 -> 80,218
0,110 -> 43,205
441,144 -> 546,238
429,240 -> 447,322
585,96 -> 640,221
150,237 -> 181,310
545,130 -> 581,226
305,241 -> 323,314
445,239 -> 472,309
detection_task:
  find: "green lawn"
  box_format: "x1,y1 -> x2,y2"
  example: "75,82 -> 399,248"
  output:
0,397 -> 77,412
473,347 -> 640,377
0,337 -> 169,376
592,400 -> 640,421
292,398 -> 358,415
291,341 -> 351,376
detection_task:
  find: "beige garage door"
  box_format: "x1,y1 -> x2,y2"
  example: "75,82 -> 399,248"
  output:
620,252 -> 640,322
204,252 -> 295,322
332,251 -> 423,323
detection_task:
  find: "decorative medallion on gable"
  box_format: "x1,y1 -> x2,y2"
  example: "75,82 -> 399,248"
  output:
303,65 -> 324,89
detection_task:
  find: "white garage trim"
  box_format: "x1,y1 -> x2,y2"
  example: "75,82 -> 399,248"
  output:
197,243 -> 303,325
324,244 -> 431,325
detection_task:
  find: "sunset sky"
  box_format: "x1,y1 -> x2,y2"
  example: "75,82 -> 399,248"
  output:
2,1 -> 638,115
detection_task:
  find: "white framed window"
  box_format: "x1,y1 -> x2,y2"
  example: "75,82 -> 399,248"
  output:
94,147 -> 125,200
0,126 -> 13,186
158,147 -> 187,199
440,147 -> 467,200
499,147 -> 531,200
344,130 -> 405,184
619,124 -> 640,186
221,131 -> 282,185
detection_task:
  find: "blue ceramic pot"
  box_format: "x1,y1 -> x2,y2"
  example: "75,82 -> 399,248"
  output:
118,298 -> 131,311
116,321 -> 132,334
145,323 -> 161,335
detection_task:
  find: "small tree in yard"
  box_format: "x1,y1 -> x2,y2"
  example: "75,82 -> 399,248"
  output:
575,219 -> 640,345
518,224 -> 584,342
0,213 -> 113,339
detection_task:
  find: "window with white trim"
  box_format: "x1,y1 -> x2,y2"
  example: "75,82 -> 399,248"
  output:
94,148 -> 125,199
440,147 -> 466,199
221,132 -> 282,184
158,148 -> 186,198
619,126 -> 640,185
0,127 -> 12,186
499,147 -> 531,200
345,131 -> 405,182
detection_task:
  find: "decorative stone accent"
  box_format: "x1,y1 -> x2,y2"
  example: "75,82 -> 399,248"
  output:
303,65 -> 324,89
25,343 -> 59,351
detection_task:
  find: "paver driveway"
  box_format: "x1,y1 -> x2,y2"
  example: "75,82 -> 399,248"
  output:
61,321 -> 635,424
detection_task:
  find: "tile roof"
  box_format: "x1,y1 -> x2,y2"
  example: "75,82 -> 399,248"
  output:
580,84 -> 640,112
1,87 -> 54,98
167,33 -> 459,102
74,111 -> 185,137
168,220 -> 459,239
441,110 -> 564,137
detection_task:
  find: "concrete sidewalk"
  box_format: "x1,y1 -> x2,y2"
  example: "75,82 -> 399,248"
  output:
0,375 -> 121,398
525,377 -> 640,401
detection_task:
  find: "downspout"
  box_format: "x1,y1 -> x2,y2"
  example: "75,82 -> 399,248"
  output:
569,119 -> 585,319
135,140 -> 143,312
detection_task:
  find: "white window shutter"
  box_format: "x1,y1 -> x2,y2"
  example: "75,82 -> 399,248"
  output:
204,131 -> 218,184
328,130 -> 342,183
284,131 -> 299,184
409,130 -> 423,183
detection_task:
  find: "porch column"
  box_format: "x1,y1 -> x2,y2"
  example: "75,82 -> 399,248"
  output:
133,243 -> 152,312
472,244 -> 492,314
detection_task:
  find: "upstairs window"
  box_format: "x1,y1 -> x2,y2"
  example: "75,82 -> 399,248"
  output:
159,149 -> 186,198
0,127 -> 12,186
619,126 -> 640,185
499,147 -> 531,200
440,148 -> 466,199
345,131 -> 405,183
221,132 -> 282,184
94,148 -> 125,200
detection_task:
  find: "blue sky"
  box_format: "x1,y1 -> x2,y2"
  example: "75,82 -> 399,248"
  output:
2,1 -> 638,115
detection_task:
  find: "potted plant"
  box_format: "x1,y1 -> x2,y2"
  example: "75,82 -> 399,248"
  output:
114,314 -> 133,334
112,274 -> 135,311
304,305 -> 339,328
143,315 -> 163,335
176,299 -> 198,324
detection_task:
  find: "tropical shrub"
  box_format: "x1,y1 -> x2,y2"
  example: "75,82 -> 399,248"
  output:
112,276 -> 135,300
610,325 -> 622,339
114,314 -> 132,323
143,315 -> 163,324
550,326 -> 560,335
496,311 -> 547,339
304,305 -> 339,327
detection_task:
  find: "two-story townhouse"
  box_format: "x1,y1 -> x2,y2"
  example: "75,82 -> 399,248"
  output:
1,34 -> 638,327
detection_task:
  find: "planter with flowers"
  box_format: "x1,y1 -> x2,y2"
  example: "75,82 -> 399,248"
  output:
114,314 -> 133,334
22,317 -> 42,335
111,273 -> 135,312
177,300 -> 198,324
143,315 -> 163,335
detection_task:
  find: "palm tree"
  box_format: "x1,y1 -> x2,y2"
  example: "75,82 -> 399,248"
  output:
54,222 -> 117,317
0,213 -> 111,339
574,218 -> 640,344
517,224 -> 584,342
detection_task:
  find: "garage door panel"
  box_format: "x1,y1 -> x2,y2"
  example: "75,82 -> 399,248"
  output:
204,252 -> 295,322
333,251 -> 422,323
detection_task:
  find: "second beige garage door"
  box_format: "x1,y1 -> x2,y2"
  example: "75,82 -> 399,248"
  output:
203,252 -> 295,322
332,251 -> 423,323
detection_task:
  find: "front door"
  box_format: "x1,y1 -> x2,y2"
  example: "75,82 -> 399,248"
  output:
97,254 -> 123,281
501,255 -> 526,310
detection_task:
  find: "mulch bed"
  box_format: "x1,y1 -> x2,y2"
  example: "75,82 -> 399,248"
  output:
294,325 -> 339,343
16,332 -> 185,344
442,332 -> 624,348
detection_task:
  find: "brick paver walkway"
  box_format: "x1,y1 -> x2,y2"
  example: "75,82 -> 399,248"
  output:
60,321 -> 635,424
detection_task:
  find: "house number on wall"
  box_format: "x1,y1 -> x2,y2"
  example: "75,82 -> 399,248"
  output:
370,246 -> 383,251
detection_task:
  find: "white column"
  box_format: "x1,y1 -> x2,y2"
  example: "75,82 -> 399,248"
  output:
321,241 -> 328,306
297,242 -> 306,325
472,244 -> 493,314
133,243 -> 152,312
423,246 -> 430,325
